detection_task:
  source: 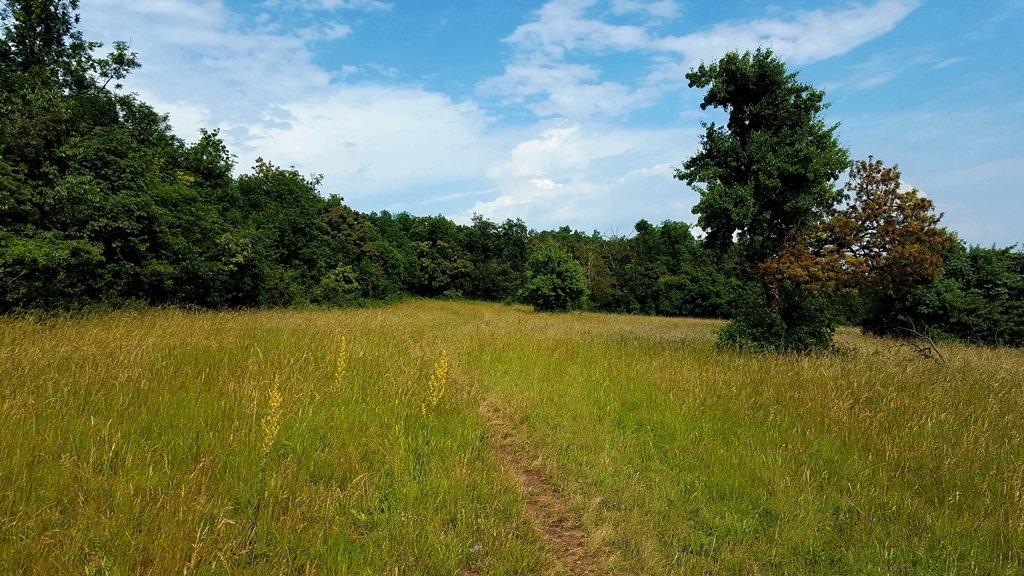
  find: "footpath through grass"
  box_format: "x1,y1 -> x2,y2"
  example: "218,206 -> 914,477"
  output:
1,300 -> 1022,574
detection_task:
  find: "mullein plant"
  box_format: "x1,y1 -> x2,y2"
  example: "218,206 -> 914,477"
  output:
334,336 -> 347,387
260,378 -> 283,459
421,349 -> 448,416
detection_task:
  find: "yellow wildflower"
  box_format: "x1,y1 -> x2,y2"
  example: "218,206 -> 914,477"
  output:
423,349 -> 448,415
260,379 -> 282,457
334,335 -> 347,387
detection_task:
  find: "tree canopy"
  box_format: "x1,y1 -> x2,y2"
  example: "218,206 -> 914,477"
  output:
676,48 -> 850,261
765,157 -> 952,298
521,241 -> 588,312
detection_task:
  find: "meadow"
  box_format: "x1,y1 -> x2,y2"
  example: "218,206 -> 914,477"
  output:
1,300 -> 1022,575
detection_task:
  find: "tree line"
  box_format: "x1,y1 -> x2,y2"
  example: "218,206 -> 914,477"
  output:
1,1 -> 1021,349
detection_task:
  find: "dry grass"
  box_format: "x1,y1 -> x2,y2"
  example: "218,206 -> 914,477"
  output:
1,300 -> 1021,574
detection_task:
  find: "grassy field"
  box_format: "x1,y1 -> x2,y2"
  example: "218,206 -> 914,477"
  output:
1,300 -> 1022,574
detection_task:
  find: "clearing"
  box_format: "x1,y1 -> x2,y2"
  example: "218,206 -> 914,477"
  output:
1,300 -> 1022,574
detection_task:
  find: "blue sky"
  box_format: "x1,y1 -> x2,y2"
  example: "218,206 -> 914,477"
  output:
77,0 -> 1023,246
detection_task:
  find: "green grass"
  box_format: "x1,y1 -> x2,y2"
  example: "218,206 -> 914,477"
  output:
1,300 -> 1022,574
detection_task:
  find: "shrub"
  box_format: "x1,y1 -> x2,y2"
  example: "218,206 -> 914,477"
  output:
863,244 -> 1024,347
521,242 -> 588,312
315,263 -> 361,306
718,282 -> 835,353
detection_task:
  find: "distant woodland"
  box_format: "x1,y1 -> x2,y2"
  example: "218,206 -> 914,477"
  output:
1,1 -> 1021,347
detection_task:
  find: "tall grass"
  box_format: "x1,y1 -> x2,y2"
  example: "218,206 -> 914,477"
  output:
1,301 -> 1021,574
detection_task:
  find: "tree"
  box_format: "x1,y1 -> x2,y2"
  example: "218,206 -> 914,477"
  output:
226,159 -> 331,306
522,241 -> 588,312
765,157 -> 952,300
464,215 -> 528,302
675,48 -> 850,351
0,0 -> 180,311
409,215 -> 473,298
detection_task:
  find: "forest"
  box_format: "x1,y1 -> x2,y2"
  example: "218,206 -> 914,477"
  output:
1,1 -> 1022,348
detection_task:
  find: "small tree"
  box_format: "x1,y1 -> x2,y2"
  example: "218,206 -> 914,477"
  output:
763,157 -> 954,342
522,241 -> 588,312
765,157 -> 951,297
315,263 -> 361,306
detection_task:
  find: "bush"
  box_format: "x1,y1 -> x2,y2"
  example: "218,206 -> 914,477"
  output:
0,231 -> 105,312
315,264 -> 361,306
863,244 -> 1024,347
718,282 -> 835,353
521,242 -> 588,312
657,267 -> 741,318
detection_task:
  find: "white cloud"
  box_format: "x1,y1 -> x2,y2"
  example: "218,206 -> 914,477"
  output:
479,0 -> 656,120
138,92 -> 212,138
478,61 -> 657,118
654,0 -> 921,66
243,86 -> 500,200
610,0 -> 680,20
482,0 -> 920,122
506,0 -> 651,59
299,22 -> 353,41
80,0 -> 332,133
462,121 -> 699,231
338,64 -> 361,77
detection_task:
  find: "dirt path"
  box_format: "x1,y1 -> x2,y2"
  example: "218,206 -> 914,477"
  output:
479,397 -> 610,576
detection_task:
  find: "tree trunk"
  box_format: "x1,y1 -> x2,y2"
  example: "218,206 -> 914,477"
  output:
763,275 -> 781,317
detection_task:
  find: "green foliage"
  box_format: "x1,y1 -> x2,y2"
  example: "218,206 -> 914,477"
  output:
465,215 -> 528,302
1,0 -> 96,91
657,266 -> 742,318
0,229 -> 103,311
676,48 -> 849,351
315,263 -> 361,306
522,241 -> 588,312
863,242 -> 1024,347
676,48 -> 849,259
717,281 -> 836,353
408,215 -> 473,297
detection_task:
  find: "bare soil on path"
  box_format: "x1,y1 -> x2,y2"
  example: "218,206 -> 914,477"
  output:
479,397 -> 613,576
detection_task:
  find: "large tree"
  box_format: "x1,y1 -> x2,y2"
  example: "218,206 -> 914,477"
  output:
675,48 -> 850,350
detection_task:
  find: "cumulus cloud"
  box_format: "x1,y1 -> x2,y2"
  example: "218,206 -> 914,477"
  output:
462,121 -> 699,231
505,0 -> 651,59
243,86 -> 499,199
478,61 -> 659,118
79,0 -> 331,132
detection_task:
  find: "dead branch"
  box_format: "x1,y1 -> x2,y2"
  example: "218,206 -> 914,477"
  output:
897,319 -> 947,365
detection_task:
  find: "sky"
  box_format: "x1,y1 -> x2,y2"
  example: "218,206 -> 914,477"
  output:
74,0 -> 1024,246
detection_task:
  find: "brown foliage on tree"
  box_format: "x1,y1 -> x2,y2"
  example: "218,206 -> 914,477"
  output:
764,157 -> 953,297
